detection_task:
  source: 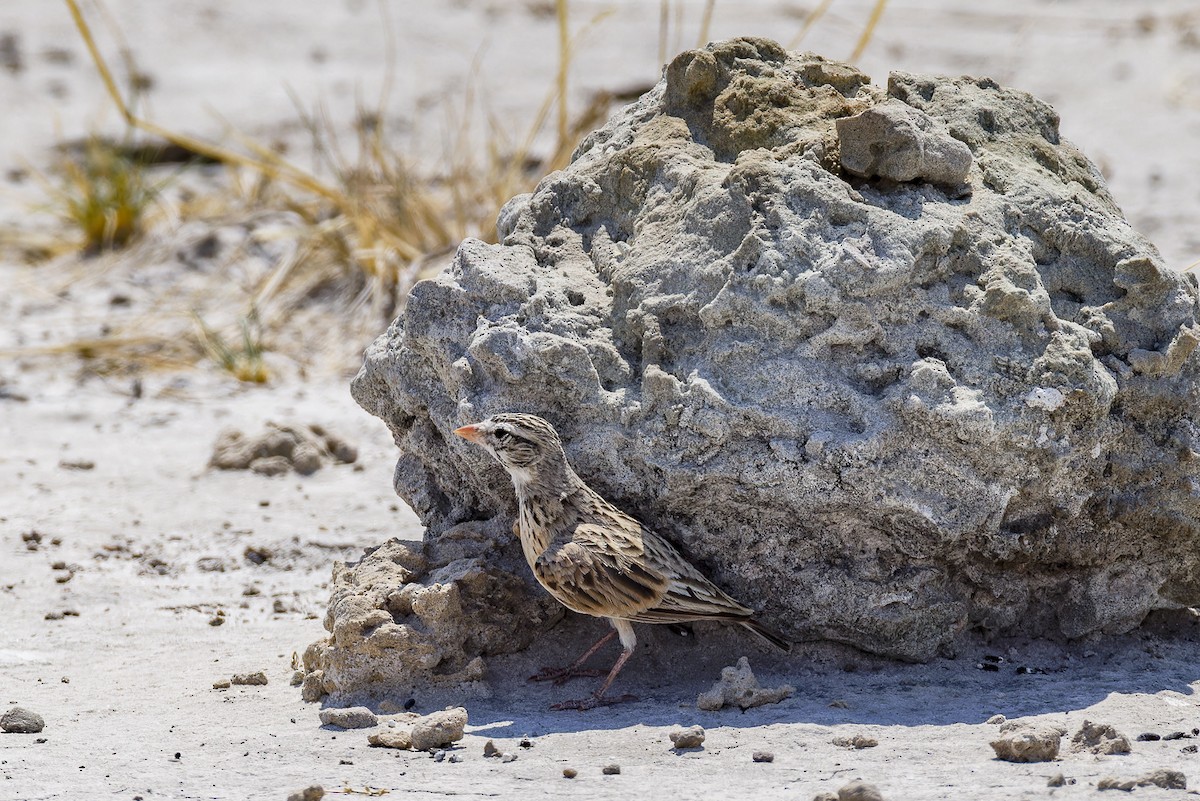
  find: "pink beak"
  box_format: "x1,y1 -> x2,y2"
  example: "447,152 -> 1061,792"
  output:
454,424 -> 483,443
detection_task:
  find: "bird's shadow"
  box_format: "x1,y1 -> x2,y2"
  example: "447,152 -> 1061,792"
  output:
402,609 -> 1200,738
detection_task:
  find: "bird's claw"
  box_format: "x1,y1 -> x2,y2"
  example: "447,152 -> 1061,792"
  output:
528,666 -> 607,686
549,691 -> 637,712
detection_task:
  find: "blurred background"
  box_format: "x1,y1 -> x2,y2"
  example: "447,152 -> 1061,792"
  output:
1,0 -> 1198,381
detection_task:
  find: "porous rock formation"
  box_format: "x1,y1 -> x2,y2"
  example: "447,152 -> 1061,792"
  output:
346,37 -> 1200,675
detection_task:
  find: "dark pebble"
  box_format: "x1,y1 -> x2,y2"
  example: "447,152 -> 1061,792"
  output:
1137,733 -> 1161,741
563,768 -> 577,779
602,764 -> 621,775
752,750 -> 775,763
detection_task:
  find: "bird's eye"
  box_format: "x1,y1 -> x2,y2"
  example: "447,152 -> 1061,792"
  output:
494,427 -> 512,441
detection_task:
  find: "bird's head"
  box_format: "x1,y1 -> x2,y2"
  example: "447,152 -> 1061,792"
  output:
454,413 -> 567,488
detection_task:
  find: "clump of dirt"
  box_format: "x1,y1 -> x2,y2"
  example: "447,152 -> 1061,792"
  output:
209,422 -> 357,476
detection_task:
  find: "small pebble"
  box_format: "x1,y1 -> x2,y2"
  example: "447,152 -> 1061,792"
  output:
1164,731 -> 1190,741
1182,745 -> 1198,754
563,768 -> 577,779
319,707 -> 377,730
433,750 -> 446,763
501,753 -> 518,763
1137,733 -> 1161,741
519,738 -> 533,749
602,763 -> 621,775
1048,774 -> 1066,787
752,750 -> 775,763
285,786 -> 324,801
986,714 -> 1006,725
483,740 -> 499,758
448,754 -> 463,763
212,679 -> 231,690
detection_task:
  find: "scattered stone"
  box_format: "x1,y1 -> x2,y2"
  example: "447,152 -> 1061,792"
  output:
1164,731 -> 1191,741
838,780 -> 884,801
367,730 -> 412,750
1072,720 -> 1132,755
990,721 -> 1067,763
290,670 -> 305,687
231,671 -> 268,686
501,753 -> 518,763
432,749 -> 446,762
1136,732 -> 1161,741
1183,745 -> 1198,754
212,679 -> 231,690
1137,769 -> 1186,790
483,740 -> 500,758
833,734 -> 878,749
519,738 -> 533,748
669,725 -> 706,749
696,657 -> 794,711
57,458 -> 95,471
986,714 -> 1006,725
1,707 -> 45,734
273,599 -> 288,614
752,750 -> 775,763
409,707 -> 467,751
244,546 -> 272,565
448,753 -> 463,763
209,423 -> 357,477
208,615 -> 225,627
285,786 -> 324,801
1047,774 -> 1065,787
602,764 -> 621,775
1097,777 -> 1136,792
319,707 -> 378,730
563,768 -> 577,779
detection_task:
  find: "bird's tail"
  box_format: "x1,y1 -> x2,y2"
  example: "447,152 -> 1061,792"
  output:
742,618 -> 792,653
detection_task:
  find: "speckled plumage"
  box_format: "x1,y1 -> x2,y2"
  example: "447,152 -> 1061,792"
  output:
454,413 -> 789,710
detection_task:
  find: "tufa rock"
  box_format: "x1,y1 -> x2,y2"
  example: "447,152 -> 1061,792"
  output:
836,99 -> 972,186
1097,777 -> 1136,792
286,787 -> 324,801
990,720 -> 1066,763
752,750 -> 775,763
696,657 -> 794,711
318,706 -> 377,730
368,730 -> 412,749
231,671 -> 268,686
833,734 -> 879,749
351,37 -> 1200,663
0,707 -> 44,734
210,422 -> 356,477
1071,720 -> 1132,755
409,707 -> 468,752
1138,769 -> 1186,790
838,780 -> 884,801
301,530 -> 561,699
669,725 -> 706,749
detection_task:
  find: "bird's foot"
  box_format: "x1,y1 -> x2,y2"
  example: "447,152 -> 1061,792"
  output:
548,691 -> 638,712
528,666 -> 607,686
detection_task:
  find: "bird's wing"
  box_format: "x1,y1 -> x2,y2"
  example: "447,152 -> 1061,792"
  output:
533,518 -> 669,619
627,524 -> 757,624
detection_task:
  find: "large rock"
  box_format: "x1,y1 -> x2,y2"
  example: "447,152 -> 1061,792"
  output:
350,38 -> 1200,664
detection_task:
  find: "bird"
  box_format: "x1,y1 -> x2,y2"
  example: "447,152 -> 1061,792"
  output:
453,413 -> 790,711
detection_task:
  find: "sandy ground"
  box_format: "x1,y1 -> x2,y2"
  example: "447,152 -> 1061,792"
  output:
4,2 -> 1200,799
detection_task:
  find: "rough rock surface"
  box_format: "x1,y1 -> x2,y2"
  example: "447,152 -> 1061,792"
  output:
1071,720 -> 1132,755
0,707 -> 44,734
669,725 -> 706,749
409,707 -> 468,751
351,36 -> 1200,662
696,656 -> 795,711
318,706 -> 377,729
301,526 -> 561,700
209,422 -> 357,476
989,720 -> 1066,762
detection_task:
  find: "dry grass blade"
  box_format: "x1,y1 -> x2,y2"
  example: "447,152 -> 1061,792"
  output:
697,0 -> 717,48
849,0 -> 890,62
789,0 -> 837,49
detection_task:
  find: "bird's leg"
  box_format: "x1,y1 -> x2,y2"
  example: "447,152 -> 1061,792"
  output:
528,630 -> 615,686
548,646 -> 637,711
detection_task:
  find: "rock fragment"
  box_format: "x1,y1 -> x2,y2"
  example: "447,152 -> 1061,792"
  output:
563,768 -> 577,779
409,707 -> 467,751
1071,721 -> 1132,755
231,671 -> 268,686
838,780 -> 884,801
696,657 -> 794,711
836,99 -> 972,185
1137,769 -> 1186,789
210,423 -> 357,477
319,707 -> 377,730
1097,777 -> 1136,792
990,721 -> 1066,762
669,725 -> 705,749
833,734 -> 878,749
602,764 -> 621,775
1,707 -> 45,734
368,730 -> 412,750
286,786 -> 324,801
752,750 -> 774,763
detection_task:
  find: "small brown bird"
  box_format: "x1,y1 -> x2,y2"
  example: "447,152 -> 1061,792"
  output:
454,413 -> 790,711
